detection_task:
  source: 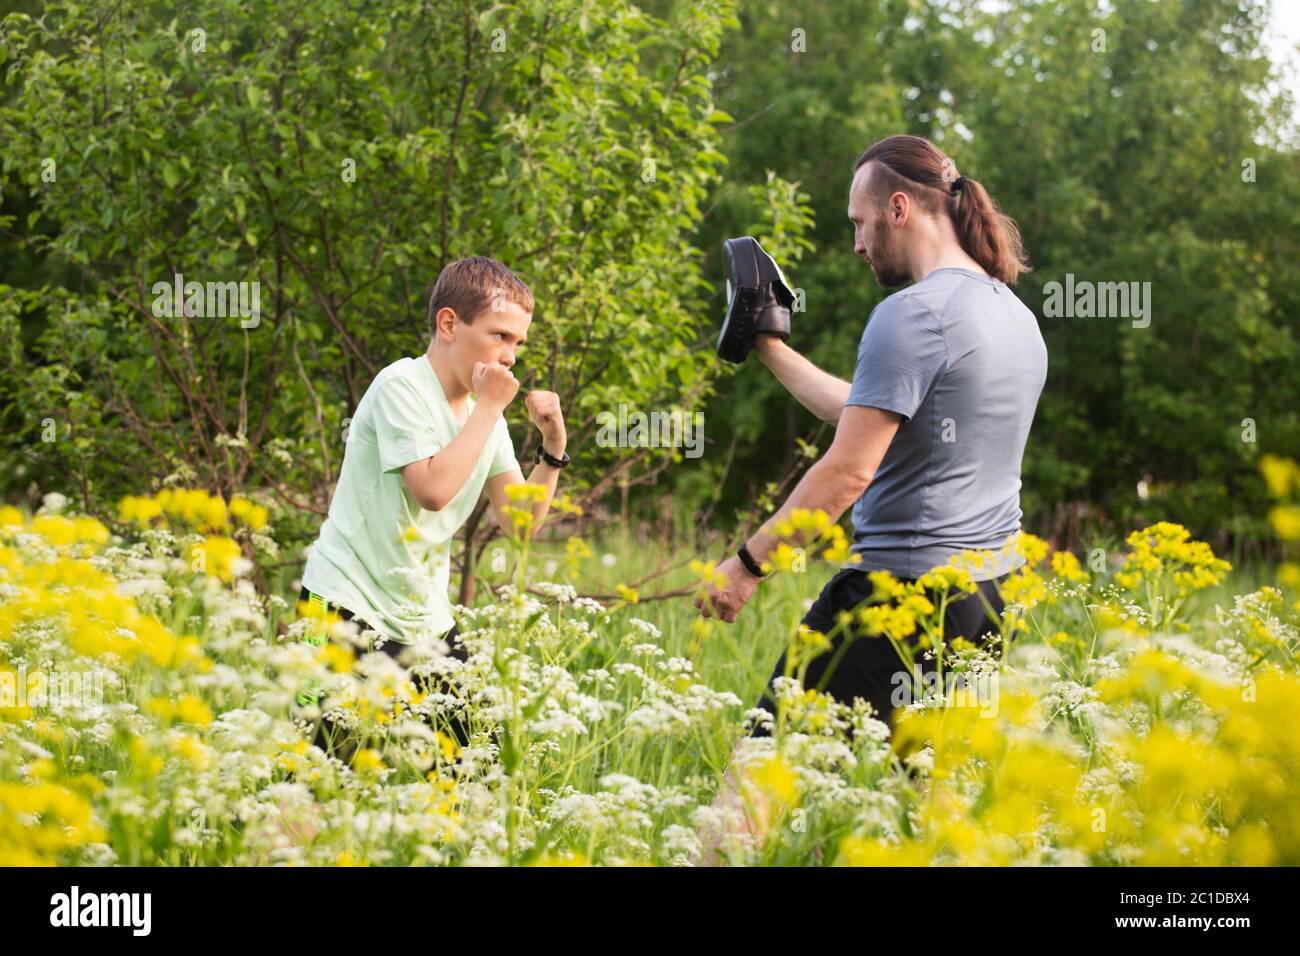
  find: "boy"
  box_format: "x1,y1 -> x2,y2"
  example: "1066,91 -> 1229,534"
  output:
299,256 -> 569,754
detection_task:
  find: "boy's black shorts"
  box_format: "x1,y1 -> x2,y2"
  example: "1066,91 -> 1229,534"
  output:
296,586 -> 463,663
748,566 -> 1008,736
295,586 -> 472,756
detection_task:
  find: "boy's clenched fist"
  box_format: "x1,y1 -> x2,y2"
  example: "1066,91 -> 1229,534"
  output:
525,390 -> 565,446
472,360 -> 520,411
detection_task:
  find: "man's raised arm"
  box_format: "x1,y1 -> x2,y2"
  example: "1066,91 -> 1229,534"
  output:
755,336 -> 852,424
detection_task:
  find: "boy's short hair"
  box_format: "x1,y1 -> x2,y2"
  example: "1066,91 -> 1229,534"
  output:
427,256 -> 534,335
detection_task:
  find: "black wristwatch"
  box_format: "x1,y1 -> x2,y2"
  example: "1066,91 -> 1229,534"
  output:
737,542 -> 767,578
534,444 -> 571,469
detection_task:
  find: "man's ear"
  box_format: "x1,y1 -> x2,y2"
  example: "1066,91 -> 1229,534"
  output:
891,191 -> 910,226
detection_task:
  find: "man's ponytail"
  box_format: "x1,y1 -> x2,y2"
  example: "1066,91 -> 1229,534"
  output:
949,174 -> 1029,285
854,135 -> 1031,285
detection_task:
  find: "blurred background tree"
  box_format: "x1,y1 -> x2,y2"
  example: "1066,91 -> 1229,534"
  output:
692,0 -> 1300,564
0,0 -> 741,590
2,0 -> 1298,584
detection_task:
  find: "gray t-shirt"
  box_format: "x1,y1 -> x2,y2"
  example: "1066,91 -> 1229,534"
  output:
842,267 -> 1047,580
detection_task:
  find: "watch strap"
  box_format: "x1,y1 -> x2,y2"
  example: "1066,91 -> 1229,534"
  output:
535,444 -> 570,468
737,543 -> 767,578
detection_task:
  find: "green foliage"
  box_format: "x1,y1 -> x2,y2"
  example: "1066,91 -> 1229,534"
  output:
0,0 -> 739,552
697,0 -> 1300,550
1,0 -> 1298,565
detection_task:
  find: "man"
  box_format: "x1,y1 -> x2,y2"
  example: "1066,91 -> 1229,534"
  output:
299,255 -> 569,756
696,134 -> 1047,859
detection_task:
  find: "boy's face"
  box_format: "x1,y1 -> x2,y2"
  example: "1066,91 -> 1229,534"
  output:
435,299 -> 532,379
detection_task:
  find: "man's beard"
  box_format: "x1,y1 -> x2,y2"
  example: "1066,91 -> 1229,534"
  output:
865,217 -> 911,288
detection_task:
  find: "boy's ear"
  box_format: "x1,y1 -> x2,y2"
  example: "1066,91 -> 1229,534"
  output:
432,306 -> 460,341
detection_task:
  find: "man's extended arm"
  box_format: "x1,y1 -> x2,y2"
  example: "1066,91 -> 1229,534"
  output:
695,405 -> 902,623
743,404 -> 900,566
755,337 -> 852,424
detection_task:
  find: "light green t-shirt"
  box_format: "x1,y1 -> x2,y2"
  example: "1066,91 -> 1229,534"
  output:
302,353 -> 520,643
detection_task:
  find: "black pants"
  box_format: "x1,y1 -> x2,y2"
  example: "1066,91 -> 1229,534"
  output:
296,586 -> 472,762
749,567 -> 1007,737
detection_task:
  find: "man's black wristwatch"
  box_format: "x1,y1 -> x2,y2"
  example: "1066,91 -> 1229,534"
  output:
534,444 -> 571,469
736,542 -> 767,579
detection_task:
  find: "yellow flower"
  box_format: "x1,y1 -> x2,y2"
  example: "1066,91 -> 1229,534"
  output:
1050,549 -> 1090,584
117,488 -> 266,534
155,488 -> 228,531
297,600 -> 343,645
175,734 -> 214,770
1259,453 -> 1299,500
505,482 -> 548,504
859,603 -> 919,642
500,505 -> 535,534
195,535 -> 245,582
28,514 -> 110,549
1000,530 -> 1049,567
147,693 -> 213,726
175,694 -> 213,726
0,781 -> 106,865
352,748 -> 384,776
318,643 -> 355,674
1000,568 -> 1046,608
689,616 -> 714,654
201,495 -> 228,532
789,624 -> 832,667
118,494 -> 163,527
1114,522 -> 1231,598
791,508 -> 832,536
0,505 -> 24,530
229,495 -> 269,530
128,738 -> 164,777
552,493 -> 584,516
742,754 -> 799,808
900,591 -> 936,618
528,851 -> 590,866
822,536 -> 854,563
918,564 -> 978,595
1094,649 -> 1214,707
1269,505 -> 1300,542
868,569 -> 908,601
774,508 -> 834,543
762,542 -> 804,574
689,559 -> 728,590
429,731 -> 460,764
837,835 -> 929,866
